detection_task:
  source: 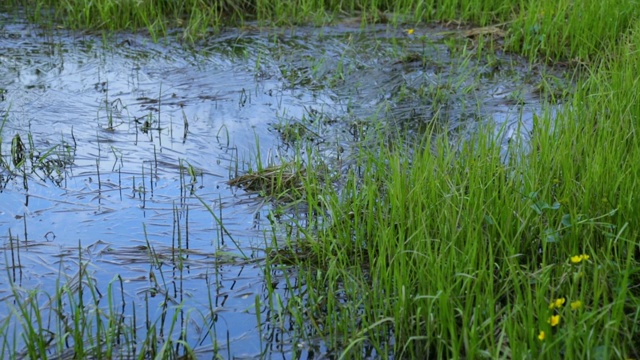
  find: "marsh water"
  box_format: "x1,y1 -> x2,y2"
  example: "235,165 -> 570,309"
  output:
0,12 -> 568,358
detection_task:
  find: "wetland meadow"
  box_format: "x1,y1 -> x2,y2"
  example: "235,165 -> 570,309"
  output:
1,0 -> 640,359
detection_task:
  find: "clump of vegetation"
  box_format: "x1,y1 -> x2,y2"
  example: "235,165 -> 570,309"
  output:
228,162 -> 306,201
0,117 -> 74,189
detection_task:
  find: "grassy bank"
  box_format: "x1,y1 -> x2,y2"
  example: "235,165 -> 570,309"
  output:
2,0 -> 640,359
265,5 -> 640,360
3,0 -> 637,61
283,100 -> 640,357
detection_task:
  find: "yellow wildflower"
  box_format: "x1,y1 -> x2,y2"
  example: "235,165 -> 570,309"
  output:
406,28 -> 414,35
547,315 -> 560,327
548,297 -> 566,309
570,254 -> 590,264
538,330 -> 545,341
570,300 -> 582,310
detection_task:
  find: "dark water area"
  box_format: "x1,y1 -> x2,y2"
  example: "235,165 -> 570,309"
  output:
0,12 -> 569,358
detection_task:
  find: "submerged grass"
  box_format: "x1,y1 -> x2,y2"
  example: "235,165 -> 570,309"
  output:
0,237 -> 241,359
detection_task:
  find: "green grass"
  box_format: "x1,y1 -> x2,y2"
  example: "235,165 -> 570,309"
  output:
277,116 -> 639,357
3,0 -> 638,62
261,9 -> 640,360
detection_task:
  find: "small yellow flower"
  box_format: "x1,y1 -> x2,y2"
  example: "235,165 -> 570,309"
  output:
538,330 -> 545,341
547,315 -> 560,327
570,300 -> 582,310
548,297 -> 566,309
406,28 -> 414,35
570,254 -> 590,264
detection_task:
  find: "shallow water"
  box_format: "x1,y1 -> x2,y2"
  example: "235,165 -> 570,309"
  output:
0,13 -> 569,358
